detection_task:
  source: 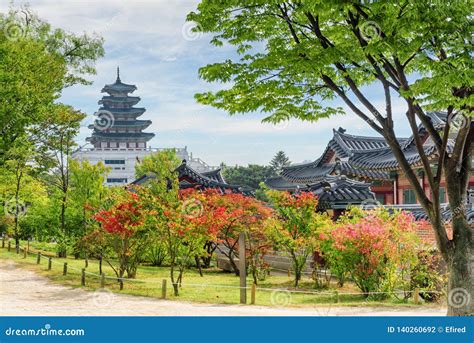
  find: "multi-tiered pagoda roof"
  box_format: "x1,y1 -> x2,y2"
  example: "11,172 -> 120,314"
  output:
86,68 -> 155,149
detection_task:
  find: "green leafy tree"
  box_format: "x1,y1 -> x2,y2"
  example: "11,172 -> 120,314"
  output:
35,105 -> 85,257
0,138 -> 46,250
69,159 -> 109,256
222,164 -> 275,190
266,190 -> 331,287
269,151 -> 291,175
0,7 -> 103,160
190,1 -> 473,315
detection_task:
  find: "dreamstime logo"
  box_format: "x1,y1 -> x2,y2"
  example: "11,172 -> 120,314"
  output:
3,21 -> 25,41
4,199 -> 27,218
93,110 -> 115,131
447,111 -> 470,132
270,290 -> 292,306
360,21 -> 381,41
181,198 -> 204,219
181,21 -> 203,41
447,288 -> 471,309
359,198 -> 382,211
91,288 -> 115,308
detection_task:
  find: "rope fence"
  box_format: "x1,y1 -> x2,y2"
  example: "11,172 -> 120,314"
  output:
1,237 -> 443,305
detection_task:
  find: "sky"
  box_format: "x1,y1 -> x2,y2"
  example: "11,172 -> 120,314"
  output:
3,0 -> 413,166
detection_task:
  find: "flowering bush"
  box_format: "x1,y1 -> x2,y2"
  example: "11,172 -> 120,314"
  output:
93,190 -> 147,288
266,190 -> 331,287
321,207 -> 420,297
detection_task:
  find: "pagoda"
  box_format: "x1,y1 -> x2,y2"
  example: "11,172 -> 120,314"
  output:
86,67 -> 155,149
73,67 -> 216,185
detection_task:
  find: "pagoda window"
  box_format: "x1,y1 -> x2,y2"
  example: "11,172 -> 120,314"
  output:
129,142 -> 136,148
104,160 -> 125,165
101,142 -> 107,148
107,178 -> 128,183
119,142 -> 126,148
109,142 -> 117,148
138,142 -> 145,148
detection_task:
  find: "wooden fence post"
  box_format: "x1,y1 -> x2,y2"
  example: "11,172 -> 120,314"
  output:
239,232 -> 247,304
251,283 -> 256,305
7,241 -> 11,252
162,279 -> 167,299
81,268 -> 86,286
16,243 -> 19,254
85,258 -> 88,268
23,247 -> 27,258
36,253 -> 41,264
334,291 -> 340,303
63,263 -> 68,276
413,288 -> 420,305
48,257 -> 52,270
2,236 -> 5,248
100,273 -> 105,288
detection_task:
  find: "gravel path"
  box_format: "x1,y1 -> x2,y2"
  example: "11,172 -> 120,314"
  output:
0,260 -> 446,316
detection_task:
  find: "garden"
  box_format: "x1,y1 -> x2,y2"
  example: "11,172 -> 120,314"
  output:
1,150 -> 446,308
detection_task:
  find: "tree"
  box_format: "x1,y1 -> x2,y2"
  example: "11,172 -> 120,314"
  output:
0,7 -> 103,160
189,1 -> 473,315
136,150 -> 210,296
93,190 -> 147,290
245,222 -> 272,285
322,207 -> 420,297
266,190 -> 331,287
35,105 -> 85,257
269,151 -> 291,175
222,164 -> 275,189
69,159 -> 109,256
0,138 -> 46,250
195,190 -> 272,276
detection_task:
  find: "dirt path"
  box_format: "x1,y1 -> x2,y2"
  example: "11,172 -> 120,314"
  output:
0,260 -> 446,316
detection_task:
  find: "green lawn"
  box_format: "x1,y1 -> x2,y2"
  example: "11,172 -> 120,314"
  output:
0,241 -> 440,308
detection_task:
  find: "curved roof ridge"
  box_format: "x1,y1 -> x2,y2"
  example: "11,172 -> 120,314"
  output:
332,127 -> 387,142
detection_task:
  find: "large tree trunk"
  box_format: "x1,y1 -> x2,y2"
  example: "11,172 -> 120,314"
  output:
445,201 -> 473,315
444,155 -> 473,316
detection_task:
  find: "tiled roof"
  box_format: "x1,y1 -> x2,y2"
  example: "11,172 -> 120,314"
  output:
330,127 -> 391,156
307,176 -> 375,209
201,168 -> 226,183
131,160 -> 250,195
88,120 -> 151,130
99,107 -> 146,116
266,175 -> 375,209
87,132 -> 155,142
349,138 -> 455,172
102,80 -> 137,94
386,203 -> 474,224
279,160 -> 390,184
101,68 -> 138,95
99,96 -> 141,106
281,111 -> 450,177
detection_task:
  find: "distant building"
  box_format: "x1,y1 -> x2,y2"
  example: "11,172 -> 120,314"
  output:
266,111 -> 474,226
130,159 -> 251,195
73,68 -> 215,185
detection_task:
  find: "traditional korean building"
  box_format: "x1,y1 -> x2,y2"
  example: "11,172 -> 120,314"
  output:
73,68 -> 215,185
130,159 -> 251,195
266,111 -> 474,228
267,112 -> 474,205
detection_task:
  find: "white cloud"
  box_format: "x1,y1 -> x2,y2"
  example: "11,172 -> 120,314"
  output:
3,0 -> 407,165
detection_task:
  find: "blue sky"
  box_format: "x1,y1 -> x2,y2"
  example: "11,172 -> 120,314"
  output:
4,0 -> 413,166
